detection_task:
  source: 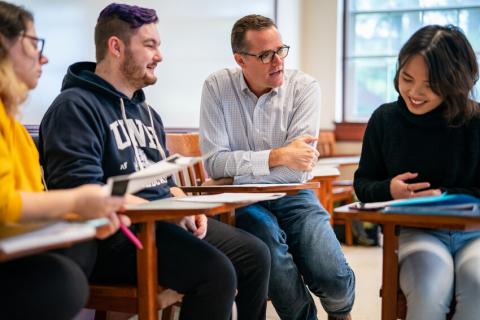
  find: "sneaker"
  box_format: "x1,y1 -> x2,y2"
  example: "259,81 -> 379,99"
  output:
355,235 -> 375,246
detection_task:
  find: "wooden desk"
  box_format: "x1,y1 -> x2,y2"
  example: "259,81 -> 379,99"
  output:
317,156 -> 360,167
180,182 -> 320,195
334,204 -> 480,320
123,198 -> 256,320
310,166 -> 340,214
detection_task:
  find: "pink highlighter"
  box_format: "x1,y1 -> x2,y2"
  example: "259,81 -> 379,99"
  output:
120,224 -> 143,250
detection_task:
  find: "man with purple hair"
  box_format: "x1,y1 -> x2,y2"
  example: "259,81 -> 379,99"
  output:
39,3 -> 270,319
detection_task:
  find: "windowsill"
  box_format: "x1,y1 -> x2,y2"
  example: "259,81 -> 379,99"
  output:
334,122 -> 367,142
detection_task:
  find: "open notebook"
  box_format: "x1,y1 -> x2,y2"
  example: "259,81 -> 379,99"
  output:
0,218 -> 108,257
104,154 -> 201,196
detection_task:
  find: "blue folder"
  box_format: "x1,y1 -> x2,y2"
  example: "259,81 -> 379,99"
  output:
382,193 -> 480,216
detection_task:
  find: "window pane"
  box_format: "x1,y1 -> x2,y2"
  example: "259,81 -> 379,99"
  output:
392,12 -> 423,52
352,0 -> 480,11
352,0 -> 420,11
345,58 -> 396,121
352,14 -> 391,56
460,9 -> 480,50
474,54 -> 480,100
422,9 -> 458,24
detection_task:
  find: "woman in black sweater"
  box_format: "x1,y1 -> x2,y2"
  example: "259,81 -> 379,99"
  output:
354,25 -> 480,320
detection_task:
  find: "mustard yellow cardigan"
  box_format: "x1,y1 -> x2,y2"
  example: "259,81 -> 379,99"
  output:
0,100 -> 43,224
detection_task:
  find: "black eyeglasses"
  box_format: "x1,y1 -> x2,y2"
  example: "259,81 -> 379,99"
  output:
22,34 -> 45,61
239,45 -> 290,64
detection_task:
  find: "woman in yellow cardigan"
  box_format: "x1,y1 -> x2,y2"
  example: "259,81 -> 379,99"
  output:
0,2 -> 128,319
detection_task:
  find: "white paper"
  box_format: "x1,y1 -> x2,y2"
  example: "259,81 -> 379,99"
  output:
317,156 -> 360,166
174,192 -> 286,203
201,183 -> 304,188
353,199 -> 405,210
311,165 -> 340,177
0,222 -> 96,254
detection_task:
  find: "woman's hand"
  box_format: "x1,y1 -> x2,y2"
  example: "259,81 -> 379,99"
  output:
72,185 -> 125,218
390,172 -> 441,199
95,212 -> 131,239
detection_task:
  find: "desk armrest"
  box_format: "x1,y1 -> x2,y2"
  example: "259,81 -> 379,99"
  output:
180,182 -> 319,195
333,179 -> 353,187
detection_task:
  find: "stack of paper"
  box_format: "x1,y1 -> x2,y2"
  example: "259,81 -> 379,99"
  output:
174,192 -> 286,203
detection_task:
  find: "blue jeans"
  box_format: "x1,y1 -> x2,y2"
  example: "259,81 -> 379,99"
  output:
399,228 -> 480,320
235,189 -> 355,320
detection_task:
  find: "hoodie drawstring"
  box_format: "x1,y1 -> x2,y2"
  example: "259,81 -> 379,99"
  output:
120,98 -> 168,171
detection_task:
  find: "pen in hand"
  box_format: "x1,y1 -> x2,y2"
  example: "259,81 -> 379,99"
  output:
119,223 -> 143,250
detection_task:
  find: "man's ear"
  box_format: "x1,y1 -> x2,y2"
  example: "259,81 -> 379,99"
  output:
107,36 -> 123,58
234,53 -> 246,68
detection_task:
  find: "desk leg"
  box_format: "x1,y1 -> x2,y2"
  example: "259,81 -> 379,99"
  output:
313,179 -> 328,211
220,209 -> 236,226
325,180 -> 333,216
382,223 -> 399,320
136,221 -> 159,320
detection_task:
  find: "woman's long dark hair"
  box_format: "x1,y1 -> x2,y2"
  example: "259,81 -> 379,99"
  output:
394,25 -> 479,126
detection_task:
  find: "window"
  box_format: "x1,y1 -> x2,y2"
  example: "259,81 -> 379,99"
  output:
344,0 -> 480,122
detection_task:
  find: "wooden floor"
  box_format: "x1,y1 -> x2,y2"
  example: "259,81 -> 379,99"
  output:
77,246 -> 382,320
266,246 -> 382,320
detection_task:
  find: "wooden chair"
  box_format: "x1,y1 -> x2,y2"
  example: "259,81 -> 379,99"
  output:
165,132 -> 206,188
317,130 -> 356,245
87,285 -> 182,320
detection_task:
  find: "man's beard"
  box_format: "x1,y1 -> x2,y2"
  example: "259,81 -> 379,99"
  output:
121,48 -> 157,90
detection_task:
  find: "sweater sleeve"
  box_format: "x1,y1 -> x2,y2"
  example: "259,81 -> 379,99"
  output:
440,187 -> 480,198
40,97 -> 106,189
0,135 -> 22,223
354,109 -> 392,202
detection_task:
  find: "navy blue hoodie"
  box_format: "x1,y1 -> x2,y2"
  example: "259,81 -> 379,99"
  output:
39,61 -> 175,200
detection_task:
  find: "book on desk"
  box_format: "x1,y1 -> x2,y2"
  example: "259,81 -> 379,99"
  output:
354,193 -> 480,216
104,154 -> 202,196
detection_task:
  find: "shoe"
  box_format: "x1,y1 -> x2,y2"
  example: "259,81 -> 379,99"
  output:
328,314 -> 352,320
355,235 -> 375,246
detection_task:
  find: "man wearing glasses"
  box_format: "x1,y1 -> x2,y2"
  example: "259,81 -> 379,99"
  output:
200,14 -> 355,320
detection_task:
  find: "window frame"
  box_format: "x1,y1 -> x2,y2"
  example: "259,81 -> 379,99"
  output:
341,0 -> 480,130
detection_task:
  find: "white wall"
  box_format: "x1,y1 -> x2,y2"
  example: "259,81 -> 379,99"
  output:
13,0 -> 275,126
14,0 -> 341,130
276,0 -> 301,70
299,0 -> 342,130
